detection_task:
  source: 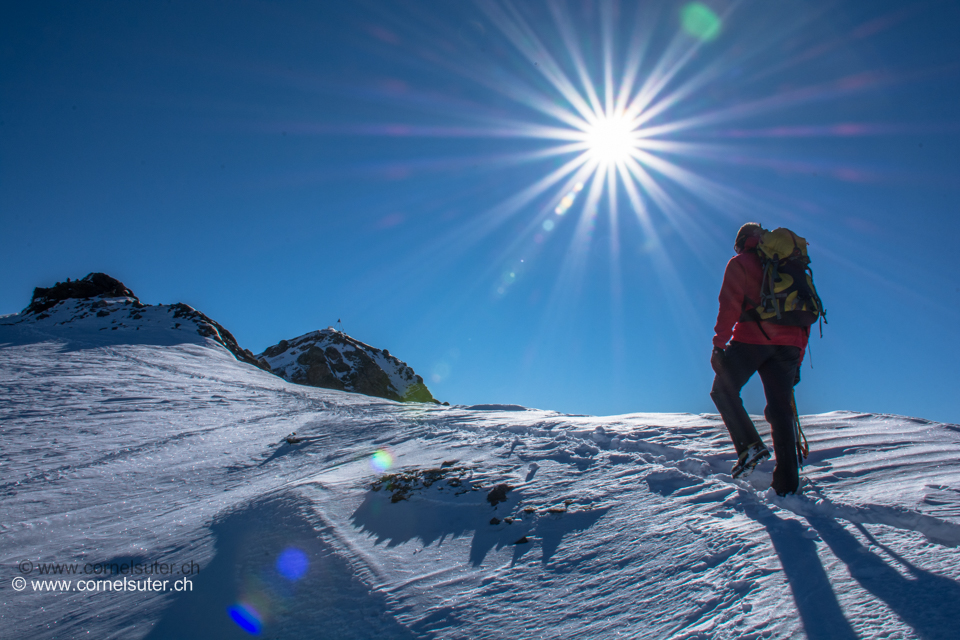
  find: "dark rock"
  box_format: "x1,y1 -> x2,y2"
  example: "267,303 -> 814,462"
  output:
421,469 -> 445,487
487,483 -> 513,506
347,350 -> 397,398
514,536 -> 529,544
24,273 -> 138,315
295,346 -> 346,390
262,340 -> 289,359
490,518 -> 501,525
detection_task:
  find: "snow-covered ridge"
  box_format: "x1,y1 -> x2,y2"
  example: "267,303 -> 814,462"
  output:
258,328 -> 437,403
2,273 -> 264,369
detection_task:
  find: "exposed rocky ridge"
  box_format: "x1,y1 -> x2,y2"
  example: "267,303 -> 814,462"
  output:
258,329 -> 438,403
11,273 -> 265,370
24,273 -> 138,315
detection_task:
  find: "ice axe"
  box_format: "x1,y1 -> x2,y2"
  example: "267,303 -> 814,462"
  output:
791,389 -> 810,464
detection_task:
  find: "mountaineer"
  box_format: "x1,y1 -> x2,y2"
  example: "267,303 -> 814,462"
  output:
710,223 -> 824,496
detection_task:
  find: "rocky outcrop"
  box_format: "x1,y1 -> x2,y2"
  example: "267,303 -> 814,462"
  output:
24,273 -> 139,315
13,273 -> 267,371
258,329 -> 437,403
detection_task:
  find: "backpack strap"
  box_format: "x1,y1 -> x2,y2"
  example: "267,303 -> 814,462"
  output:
741,297 -> 772,341
765,260 -> 782,320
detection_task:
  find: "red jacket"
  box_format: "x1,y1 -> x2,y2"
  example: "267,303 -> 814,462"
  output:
713,239 -> 809,356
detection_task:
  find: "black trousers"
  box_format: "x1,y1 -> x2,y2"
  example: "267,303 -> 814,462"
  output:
711,341 -> 801,494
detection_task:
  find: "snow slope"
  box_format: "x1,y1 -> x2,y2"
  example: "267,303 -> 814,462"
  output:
2,326 -> 960,639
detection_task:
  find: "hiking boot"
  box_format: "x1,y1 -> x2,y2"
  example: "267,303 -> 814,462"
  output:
731,442 -> 770,479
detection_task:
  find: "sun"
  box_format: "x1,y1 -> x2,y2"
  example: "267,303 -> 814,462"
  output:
584,112 -> 638,165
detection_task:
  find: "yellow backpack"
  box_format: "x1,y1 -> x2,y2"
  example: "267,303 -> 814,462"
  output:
747,228 -> 826,330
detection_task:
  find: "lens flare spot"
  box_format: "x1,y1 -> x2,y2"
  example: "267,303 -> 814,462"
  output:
682,3 -> 721,42
276,547 -> 309,581
432,362 -> 451,383
542,219 -> 555,231
554,184 -> 584,215
228,603 -> 263,635
639,236 -> 661,254
370,449 -> 394,473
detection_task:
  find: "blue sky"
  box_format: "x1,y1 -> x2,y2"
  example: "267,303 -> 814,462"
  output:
2,0 -> 958,423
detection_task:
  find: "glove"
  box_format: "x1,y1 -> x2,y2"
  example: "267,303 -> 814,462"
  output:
710,347 -> 725,376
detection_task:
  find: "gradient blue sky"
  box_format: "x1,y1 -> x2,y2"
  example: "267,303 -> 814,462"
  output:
2,0 -> 959,422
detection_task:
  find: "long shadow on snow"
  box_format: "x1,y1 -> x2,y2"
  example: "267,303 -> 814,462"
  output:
146,491 -> 420,640
809,517 -> 960,640
255,437 -> 328,468
351,489 -> 609,567
741,496 -> 858,640
785,481 -> 960,548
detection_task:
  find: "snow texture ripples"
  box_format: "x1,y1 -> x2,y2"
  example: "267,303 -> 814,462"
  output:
2,332 -> 960,639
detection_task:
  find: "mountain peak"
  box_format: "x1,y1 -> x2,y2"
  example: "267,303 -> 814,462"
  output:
258,329 -> 438,403
9,273 -> 265,371
24,272 -> 139,315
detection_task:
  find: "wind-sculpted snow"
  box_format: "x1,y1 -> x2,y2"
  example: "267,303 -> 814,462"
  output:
2,334 -> 960,639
